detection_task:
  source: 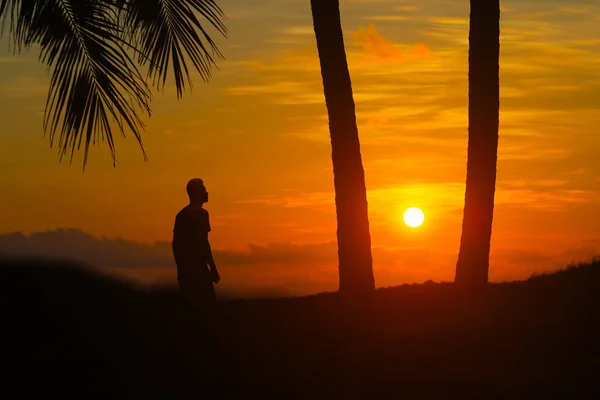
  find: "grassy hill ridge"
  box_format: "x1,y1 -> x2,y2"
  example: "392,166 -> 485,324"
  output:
2,257 -> 599,398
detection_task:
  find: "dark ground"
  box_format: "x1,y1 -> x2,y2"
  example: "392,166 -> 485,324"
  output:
2,257 -> 599,399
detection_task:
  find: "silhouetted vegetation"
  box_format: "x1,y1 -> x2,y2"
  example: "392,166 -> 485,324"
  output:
2,256 -> 599,398
0,0 -> 226,166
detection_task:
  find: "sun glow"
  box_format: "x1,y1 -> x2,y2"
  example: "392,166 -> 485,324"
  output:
403,207 -> 425,228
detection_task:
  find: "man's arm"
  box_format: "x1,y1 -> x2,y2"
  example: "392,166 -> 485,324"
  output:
205,239 -> 220,283
203,210 -> 219,283
172,239 -> 181,266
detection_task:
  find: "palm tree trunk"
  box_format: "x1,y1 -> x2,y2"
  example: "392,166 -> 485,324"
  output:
455,0 -> 501,287
310,0 -> 375,295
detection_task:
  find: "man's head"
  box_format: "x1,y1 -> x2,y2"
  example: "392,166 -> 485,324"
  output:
186,178 -> 208,204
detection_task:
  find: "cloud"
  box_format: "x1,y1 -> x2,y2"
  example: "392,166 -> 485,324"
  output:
494,187 -> 597,212
0,228 -> 338,269
0,76 -> 48,99
279,26 -> 314,36
1,229 -> 598,297
218,241 -> 338,267
233,177 -> 600,225
352,23 -> 431,63
0,229 -> 338,297
226,81 -> 307,96
270,26 -> 316,45
0,57 -> 25,64
225,23 -> 439,119
412,42 -> 432,58
393,5 -> 419,12
235,191 -> 333,208
0,229 -> 174,268
0,228 -> 449,293
490,245 -> 600,281
366,16 -> 409,22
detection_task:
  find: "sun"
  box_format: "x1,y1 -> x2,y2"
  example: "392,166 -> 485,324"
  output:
403,207 -> 425,228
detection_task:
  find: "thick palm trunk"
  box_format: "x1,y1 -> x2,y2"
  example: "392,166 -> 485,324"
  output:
455,0 -> 500,286
310,0 -> 375,295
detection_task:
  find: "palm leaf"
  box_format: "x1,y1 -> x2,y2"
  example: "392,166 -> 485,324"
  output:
118,0 -> 226,97
1,0 -> 151,167
0,0 -> 227,168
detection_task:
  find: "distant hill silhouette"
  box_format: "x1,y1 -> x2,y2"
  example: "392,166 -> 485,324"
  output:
2,256 -> 599,398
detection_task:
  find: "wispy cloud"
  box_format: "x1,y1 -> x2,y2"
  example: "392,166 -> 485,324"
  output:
365,16 -> 409,21
0,76 -> 48,99
0,57 -> 25,64
236,191 -> 333,209
279,26 -> 314,36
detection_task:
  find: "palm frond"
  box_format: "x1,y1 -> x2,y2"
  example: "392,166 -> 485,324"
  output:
2,0 -> 152,167
119,0 -> 226,97
0,0 -> 227,168
0,0 -> 37,51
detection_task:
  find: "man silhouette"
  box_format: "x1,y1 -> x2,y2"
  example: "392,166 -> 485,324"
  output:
172,178 -> 220,305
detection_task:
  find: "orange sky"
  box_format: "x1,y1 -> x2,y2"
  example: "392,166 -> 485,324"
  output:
1,0 -> 599,295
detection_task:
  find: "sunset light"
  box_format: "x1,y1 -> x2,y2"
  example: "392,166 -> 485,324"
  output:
403,207 -> 425,228
1,0 -> 599,295
2,0 -> 600,397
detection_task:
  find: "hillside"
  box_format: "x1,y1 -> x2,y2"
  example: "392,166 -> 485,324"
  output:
2,257 -> 599,399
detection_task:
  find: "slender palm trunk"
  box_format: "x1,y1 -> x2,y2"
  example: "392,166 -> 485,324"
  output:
455,0 -> 500,287
310,0 -> 375,295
